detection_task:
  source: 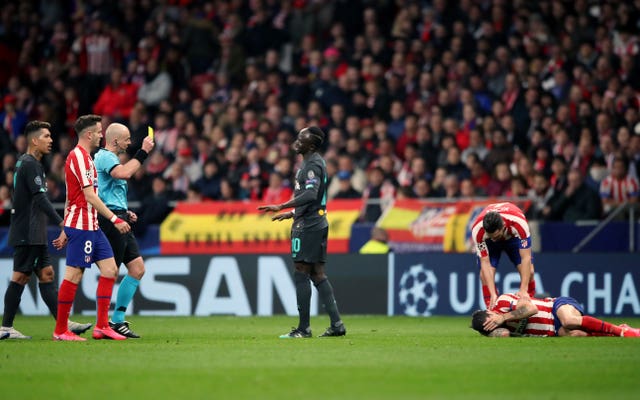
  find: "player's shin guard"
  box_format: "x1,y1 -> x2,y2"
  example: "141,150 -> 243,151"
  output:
528,279 -> 536,298
2,281 -> 25,327
38,281 -> 59,318
112,275 -> 140,323
55,280 -> 78,335
580,316 -> 623,336
96,276 -> 115,329
294,271 -> 311,330
315,278 -> 342,326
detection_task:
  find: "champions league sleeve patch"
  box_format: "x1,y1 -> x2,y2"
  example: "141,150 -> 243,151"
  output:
305,178 -> 318,189
305,169 -> 318,188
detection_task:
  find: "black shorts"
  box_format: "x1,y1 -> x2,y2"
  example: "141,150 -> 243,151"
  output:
291,227 -> 328,264
98,213 -> 140,267
13,245 -> 51,274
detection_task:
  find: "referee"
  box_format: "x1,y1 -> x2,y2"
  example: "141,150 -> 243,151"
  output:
94,122 -> 154,338
259,126 -> 346,338
2,121 -> 91,339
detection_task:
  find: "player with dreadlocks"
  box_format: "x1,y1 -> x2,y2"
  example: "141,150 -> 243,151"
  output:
258,126 -> 346,338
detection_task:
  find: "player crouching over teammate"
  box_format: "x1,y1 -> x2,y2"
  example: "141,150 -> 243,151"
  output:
471,203 -> 537,309
471,293 -> 640,337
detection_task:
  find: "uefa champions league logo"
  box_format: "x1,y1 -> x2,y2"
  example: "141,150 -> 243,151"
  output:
397,264 -> 439,316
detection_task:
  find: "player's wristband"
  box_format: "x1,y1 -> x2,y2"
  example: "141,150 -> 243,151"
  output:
110,214 -> 124,224
134,149 -> 148,163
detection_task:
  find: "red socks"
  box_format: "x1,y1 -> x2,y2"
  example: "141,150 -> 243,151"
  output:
528,279 -> 536,298
581,316 -> 623,336
96,276 -> 115,329
483,278 -> 535,308
482,285 -> 493,308
55,280 -> 78,335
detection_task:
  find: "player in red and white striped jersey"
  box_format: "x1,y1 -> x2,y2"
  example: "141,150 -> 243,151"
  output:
471,293 -> 640,338
52,115 -> 131,342
470,202 -> 536,309
64,143 -> 99,230
599,156 -> 639,213
492,293 -> 555,336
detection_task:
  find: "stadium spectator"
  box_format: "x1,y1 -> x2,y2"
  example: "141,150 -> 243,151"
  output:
599,156 -> 639,215
527,172 -> 554,220
333,171 -> 362,200
460,129 -> 488,163
471,293 -> 640,338
460,178 -> 480,198
261,171 -> 293,204
486,162 -> 512,197
508,176 -> 528,198
543,168 -> 602,221
92,68 -> 138,120
137,58 -> 172,109
195,159 -> 223,200
0,94 -> 27,140
361,166 -> 395,222
135,176 -> 173,236
359,227 -> 391,254
327,154 -> 366,199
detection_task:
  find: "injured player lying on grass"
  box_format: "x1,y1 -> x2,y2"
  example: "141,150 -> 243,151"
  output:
470,293 -> 640,337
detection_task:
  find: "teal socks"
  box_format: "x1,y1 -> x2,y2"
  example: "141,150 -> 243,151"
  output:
112,275 -> 140,323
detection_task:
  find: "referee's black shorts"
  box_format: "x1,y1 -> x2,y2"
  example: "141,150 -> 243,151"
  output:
13,245 -> 51,274
291,226 -> 328,264
98,212 -> 141,267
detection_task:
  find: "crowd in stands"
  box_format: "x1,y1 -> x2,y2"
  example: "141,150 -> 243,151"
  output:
1,0 -> 640,228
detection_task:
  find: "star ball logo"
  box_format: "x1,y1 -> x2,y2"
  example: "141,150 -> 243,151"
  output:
397,264 -> 439,316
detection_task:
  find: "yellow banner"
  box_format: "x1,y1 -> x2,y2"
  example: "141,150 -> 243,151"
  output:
160,200 -> 362,254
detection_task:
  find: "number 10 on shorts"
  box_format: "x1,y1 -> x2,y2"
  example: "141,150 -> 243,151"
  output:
291,238 -> 300,253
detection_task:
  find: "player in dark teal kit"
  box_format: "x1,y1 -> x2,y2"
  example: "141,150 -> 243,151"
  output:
2,121 -> 91,339
259,127 -> 346,338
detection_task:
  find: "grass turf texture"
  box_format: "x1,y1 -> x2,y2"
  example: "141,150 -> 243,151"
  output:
1,316 -> 639,400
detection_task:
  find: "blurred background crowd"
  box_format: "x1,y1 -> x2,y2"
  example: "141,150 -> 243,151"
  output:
1,0 -> 639,229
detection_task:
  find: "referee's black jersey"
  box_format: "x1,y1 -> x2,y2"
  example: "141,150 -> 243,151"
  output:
8,154 -> 50,246
292,153 -> 329,231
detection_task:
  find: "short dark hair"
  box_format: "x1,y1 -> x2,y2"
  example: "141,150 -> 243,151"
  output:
305,126 -> 325,149
483,211 -> 504,234
74,114 -> 102,136
613,156 -> 629,172
24,120 -> 51,139
471,310 -> 492,336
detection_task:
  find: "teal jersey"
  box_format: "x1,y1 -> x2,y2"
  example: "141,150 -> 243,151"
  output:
94,148 -> 128,210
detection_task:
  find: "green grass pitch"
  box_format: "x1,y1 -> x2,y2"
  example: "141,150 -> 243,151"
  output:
1,315 -> 639,400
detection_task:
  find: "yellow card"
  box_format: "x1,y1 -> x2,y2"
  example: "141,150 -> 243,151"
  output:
148,126 -> 154,140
